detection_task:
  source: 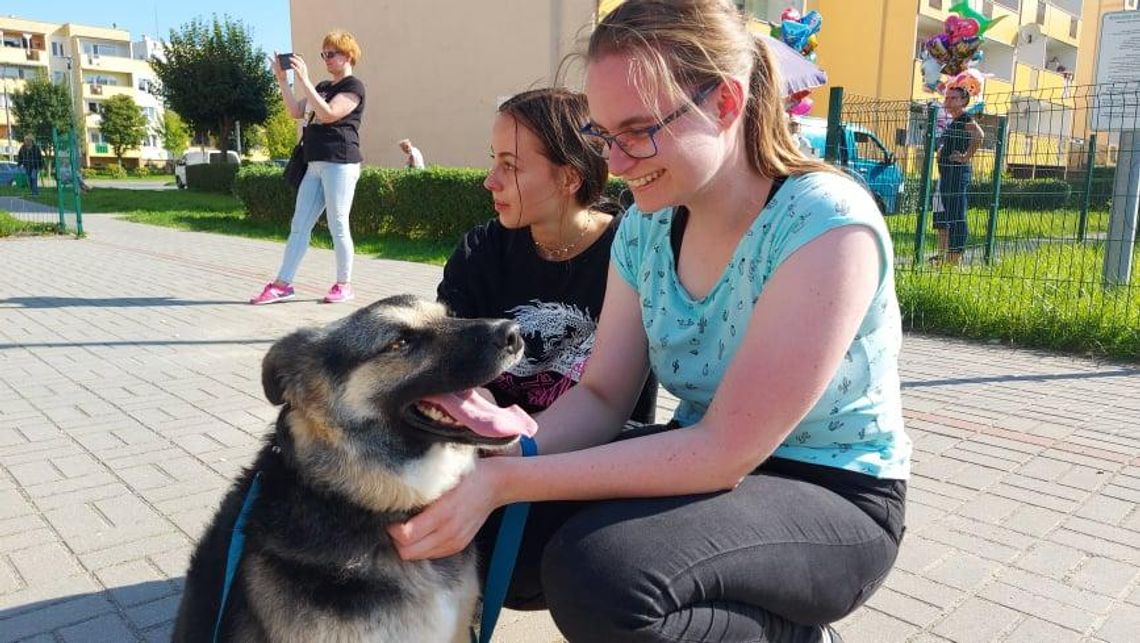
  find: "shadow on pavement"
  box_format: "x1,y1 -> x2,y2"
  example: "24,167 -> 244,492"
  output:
0,296 -> 255,309
0,339 -> 275,350
904,369 -> 1140,387
0,579 -> 182,642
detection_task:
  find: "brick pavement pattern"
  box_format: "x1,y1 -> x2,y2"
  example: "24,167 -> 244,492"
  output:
0,208 -> 1138,642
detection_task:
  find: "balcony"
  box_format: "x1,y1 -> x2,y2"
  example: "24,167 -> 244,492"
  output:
82,80 -> 137,99
1024,0 -> 1081,46
0,46 -> 48,67
79,53 -> 152,76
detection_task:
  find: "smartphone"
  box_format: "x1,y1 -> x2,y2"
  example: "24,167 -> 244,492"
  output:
277,53 -> 294,70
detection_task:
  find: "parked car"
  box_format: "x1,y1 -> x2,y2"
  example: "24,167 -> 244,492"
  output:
0,161 -> 27,188
795,116 -> 905,214
174,149 -> 240,189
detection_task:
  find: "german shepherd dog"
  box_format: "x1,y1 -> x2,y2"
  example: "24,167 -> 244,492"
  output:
173,295 -> 537,642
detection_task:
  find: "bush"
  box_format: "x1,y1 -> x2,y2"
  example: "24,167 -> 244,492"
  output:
132,165 -> 151,178
80,167 -> 97,179
964,177 -> 1071,211
187,163 -> 240,194
234,165 -> 633,240
104,164 -> 128,179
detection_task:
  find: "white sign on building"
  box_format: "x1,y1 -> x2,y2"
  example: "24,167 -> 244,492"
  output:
1091,11 -> 1140,131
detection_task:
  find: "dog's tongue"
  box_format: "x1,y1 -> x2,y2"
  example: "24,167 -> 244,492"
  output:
423,390 -> 537,438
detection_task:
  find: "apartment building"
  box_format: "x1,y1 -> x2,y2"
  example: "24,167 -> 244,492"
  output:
0,16 -> 167,167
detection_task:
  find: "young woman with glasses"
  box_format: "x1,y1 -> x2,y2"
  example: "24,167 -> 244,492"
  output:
437,88 -> 658,426
391,2 -> 908,641
252,30 -> 366,305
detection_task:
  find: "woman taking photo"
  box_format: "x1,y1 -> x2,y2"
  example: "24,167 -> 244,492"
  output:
251,30 -> 366,305
392,1 -> 909,641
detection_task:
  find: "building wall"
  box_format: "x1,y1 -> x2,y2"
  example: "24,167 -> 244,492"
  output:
0,16 -> 167,167
805,0 -> 919,107
289,0 -> 597,168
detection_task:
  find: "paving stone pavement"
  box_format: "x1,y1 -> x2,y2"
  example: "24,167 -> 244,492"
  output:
0,208 -> 1138,643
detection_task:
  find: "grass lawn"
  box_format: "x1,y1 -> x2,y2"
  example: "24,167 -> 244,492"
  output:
886,207 -> 1110,264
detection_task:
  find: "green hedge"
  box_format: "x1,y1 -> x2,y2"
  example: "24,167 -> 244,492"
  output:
234,164 -> 629,240
187,163 -> 240,194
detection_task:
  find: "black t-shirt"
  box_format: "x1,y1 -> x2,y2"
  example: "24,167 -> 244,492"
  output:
302,76 -> 366,163
938,113 -> 974,166
438,216 -> 658,423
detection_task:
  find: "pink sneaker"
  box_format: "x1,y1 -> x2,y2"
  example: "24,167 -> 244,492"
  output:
250,282 -> 295,305
323,283 -> 355,303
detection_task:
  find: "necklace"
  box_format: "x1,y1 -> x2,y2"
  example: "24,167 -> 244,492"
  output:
533,211 -> 595,260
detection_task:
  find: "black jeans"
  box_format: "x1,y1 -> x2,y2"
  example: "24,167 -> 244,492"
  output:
476,426 -> 906,642
936,163 -> 971,253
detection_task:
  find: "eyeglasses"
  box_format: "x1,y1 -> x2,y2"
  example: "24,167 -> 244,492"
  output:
319,50 -> 342,60
580,81 -> 720,160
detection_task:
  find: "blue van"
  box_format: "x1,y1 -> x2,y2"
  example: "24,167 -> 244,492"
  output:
795,117 -> 904,214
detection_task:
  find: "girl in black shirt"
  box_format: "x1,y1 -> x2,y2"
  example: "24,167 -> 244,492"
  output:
437,88 -> 657,422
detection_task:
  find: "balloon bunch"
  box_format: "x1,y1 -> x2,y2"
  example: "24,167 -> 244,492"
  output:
772,7 -> 823,116
922,1 -> 1006,88
770,7 -> 823,63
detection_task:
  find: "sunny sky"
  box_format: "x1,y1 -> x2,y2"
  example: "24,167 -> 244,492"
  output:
3,0 -> 292,55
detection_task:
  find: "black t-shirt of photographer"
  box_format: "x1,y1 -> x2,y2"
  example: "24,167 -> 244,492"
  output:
303,76 -> 366,164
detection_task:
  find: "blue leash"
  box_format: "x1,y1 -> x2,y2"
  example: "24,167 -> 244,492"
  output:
478,436 -> 537,643
213,472 -> 262,643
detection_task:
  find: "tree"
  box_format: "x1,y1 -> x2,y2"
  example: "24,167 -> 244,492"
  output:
99,94 -> 148,167
151,15 -> 276,153
10,73 -> 72,154
263,103 -> 298,159
158,109 -> 190,158
240,123 -> 266,157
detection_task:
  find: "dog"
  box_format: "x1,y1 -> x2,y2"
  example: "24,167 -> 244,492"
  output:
173,295 -> 536,642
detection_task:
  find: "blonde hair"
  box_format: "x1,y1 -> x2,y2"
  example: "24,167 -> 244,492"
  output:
322,30 -> 361,65
586,0 -> 835,179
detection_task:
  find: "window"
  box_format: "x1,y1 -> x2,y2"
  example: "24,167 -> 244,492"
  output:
852,131 -> 892,164
89,130 -> 105,144
88,102 -> 102,115
52,71 -> 64,84
51,41 -> 64,57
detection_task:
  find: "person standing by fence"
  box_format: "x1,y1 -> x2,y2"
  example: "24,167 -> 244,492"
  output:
16,135 -> 44,197
934,87 -> 983,265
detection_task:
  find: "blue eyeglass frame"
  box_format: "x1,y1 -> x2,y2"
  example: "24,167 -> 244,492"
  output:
580,81 -> 721,159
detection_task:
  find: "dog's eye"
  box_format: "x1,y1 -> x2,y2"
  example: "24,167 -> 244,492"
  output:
384,339 -> 408,352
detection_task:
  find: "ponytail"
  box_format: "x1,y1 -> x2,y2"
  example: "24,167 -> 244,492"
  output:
743,38 -> 835,178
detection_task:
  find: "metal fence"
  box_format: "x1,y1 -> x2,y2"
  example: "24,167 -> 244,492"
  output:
827,83 -> 1139,354
0,127 -> 83,236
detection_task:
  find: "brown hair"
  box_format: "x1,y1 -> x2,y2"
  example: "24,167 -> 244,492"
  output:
322,30 -> 361,65
498,88 -> 610,208
585,0 -> 835,179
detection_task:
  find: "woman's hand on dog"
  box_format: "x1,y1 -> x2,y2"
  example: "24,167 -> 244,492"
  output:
387,459 -> 506,560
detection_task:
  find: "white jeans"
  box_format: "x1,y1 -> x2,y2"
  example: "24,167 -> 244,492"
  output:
276,161 -> 361,284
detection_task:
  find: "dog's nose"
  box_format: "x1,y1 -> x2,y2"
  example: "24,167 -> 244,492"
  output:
494,321 -> 523,353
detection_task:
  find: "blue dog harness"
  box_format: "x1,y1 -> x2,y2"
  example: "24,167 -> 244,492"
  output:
478,435 -> 537,643
213,471 -> 262,642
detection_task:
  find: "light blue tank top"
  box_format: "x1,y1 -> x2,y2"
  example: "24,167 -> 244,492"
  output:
612,172 -> 910,480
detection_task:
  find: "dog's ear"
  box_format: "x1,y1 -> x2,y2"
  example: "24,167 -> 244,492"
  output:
262,329 -> 317,405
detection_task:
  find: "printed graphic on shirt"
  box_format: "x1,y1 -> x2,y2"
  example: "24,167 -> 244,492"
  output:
490,300 -> 596,411
505,300 -> 595,378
